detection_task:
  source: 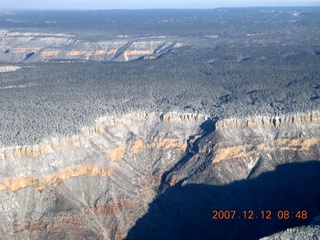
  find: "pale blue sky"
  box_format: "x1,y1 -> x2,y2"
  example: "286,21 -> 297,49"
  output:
1,0 -> 320,10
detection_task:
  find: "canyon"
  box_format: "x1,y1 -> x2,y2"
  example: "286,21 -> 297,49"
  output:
0,111 -> 319,239
0,30 -> 179,63
0,8 -> 319,239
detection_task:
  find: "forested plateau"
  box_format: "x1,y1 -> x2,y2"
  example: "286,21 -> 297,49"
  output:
0,8 -> 320,239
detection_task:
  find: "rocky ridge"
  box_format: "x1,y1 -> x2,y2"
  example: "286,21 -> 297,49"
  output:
0,112 -> 208,239
212,112 -> 320,163
260,225 -> 320,240
0,111 -> 319,239
0,30 -> 180,62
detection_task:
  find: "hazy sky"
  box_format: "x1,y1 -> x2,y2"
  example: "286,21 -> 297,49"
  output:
1,0 -> 320,10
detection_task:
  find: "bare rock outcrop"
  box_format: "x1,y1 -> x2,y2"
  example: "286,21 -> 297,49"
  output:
0,112 -> 209,239
0,30 -> 179,63
0,111 -> 319,239
260,225 -> 320,240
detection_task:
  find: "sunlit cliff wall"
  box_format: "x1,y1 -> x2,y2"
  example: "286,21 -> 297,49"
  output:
0,31 -> 179,62
0,111 -> 319,239
0,112 -> 209,239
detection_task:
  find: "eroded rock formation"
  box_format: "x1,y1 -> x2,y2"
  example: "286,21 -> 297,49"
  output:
0,30 -> 179,62
0,112 -> 209,239
0,111 -> 319,239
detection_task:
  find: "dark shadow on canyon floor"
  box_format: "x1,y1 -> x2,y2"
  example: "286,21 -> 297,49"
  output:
159,118 -> 217,194
126,161 -> 320,240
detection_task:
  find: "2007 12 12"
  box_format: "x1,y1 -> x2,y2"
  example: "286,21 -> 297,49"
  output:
212,210 -> 308,220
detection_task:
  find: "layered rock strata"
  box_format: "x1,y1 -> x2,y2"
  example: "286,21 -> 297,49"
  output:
0,112 -> 209,239
131,111 -> 320,240
0,111 -> 319,239
0,30 -> 179,62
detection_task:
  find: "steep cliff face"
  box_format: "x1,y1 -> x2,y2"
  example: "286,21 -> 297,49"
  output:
128,112 -> 320,240
0,112 -> 210,239
0,30 -> 179,62
0,111 -> 319,239
213,112 -> 320,162
154,112 -> 320,188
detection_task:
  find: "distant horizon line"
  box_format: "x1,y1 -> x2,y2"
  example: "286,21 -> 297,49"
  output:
2,5 -> 320,11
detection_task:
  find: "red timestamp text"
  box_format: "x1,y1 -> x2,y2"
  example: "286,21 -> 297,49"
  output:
212,210 -> 308,220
